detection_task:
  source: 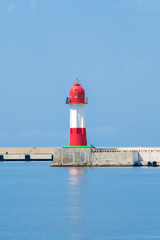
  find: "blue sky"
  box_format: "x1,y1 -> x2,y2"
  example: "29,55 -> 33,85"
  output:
0,0 -> 160,147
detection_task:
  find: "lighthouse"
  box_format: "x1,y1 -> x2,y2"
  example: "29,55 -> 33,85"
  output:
66,79 -> 88,146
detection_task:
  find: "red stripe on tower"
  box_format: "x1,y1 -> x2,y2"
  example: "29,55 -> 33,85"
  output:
66,79 -> 88,146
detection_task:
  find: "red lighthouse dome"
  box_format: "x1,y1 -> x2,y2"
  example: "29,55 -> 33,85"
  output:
66,80 -> 88,104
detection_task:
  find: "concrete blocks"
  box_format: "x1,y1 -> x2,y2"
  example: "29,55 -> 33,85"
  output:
52,148 -> 139,167
91,151 -> 138,166
138,152 -> 160,165
53,148 -> 91,166
52,147 -> 160,167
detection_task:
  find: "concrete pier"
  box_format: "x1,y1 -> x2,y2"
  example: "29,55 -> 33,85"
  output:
0,147 -> 58,161
51,147 -> 160,167
1,147 -> 160,166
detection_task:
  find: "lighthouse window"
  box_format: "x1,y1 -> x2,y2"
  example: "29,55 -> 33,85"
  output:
75,94 -> 77,98
75,89 -> 77,91
81,94 -> 83,98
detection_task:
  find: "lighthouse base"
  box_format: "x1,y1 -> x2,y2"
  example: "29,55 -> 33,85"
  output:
70,128 -> 87,146
51,148 -> 139,167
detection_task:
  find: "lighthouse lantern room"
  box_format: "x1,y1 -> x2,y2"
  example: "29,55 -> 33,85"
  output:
66,79 -> 88,146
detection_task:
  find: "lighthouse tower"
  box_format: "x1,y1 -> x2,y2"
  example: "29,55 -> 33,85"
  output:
66,79 -> 88,146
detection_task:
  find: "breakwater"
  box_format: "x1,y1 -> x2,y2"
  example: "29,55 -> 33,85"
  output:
51,147 -> 160,167
0,147 -> 58,161
1,147 -> 160,166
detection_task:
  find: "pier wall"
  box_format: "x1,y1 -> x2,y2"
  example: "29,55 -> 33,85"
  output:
0,147 -> 57,161
91,151 -> 139,166
1,147 -> 160,166
53,148 -> 91,166
138,152 -> 160,165
52,148 -> 139,166
52,147 -> 160,167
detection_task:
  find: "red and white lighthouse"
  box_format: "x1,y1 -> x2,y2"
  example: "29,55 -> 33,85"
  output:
66,79 -> 88,146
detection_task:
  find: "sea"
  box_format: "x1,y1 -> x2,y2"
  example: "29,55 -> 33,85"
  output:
0,162 -> 160,240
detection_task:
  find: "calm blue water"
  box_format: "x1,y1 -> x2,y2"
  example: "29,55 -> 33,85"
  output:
0,163 -> 160,240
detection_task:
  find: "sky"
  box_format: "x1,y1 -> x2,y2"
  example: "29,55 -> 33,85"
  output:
0,0 -> 160,147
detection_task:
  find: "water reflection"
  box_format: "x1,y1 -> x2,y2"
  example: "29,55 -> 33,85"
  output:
69,167 -> 86,185
67,168 -> 86,239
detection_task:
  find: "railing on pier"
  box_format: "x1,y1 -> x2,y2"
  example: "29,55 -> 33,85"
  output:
91,147 -> 160,153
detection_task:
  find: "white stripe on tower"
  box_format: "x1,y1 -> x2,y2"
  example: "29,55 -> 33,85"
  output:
70,104 -> 85,128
